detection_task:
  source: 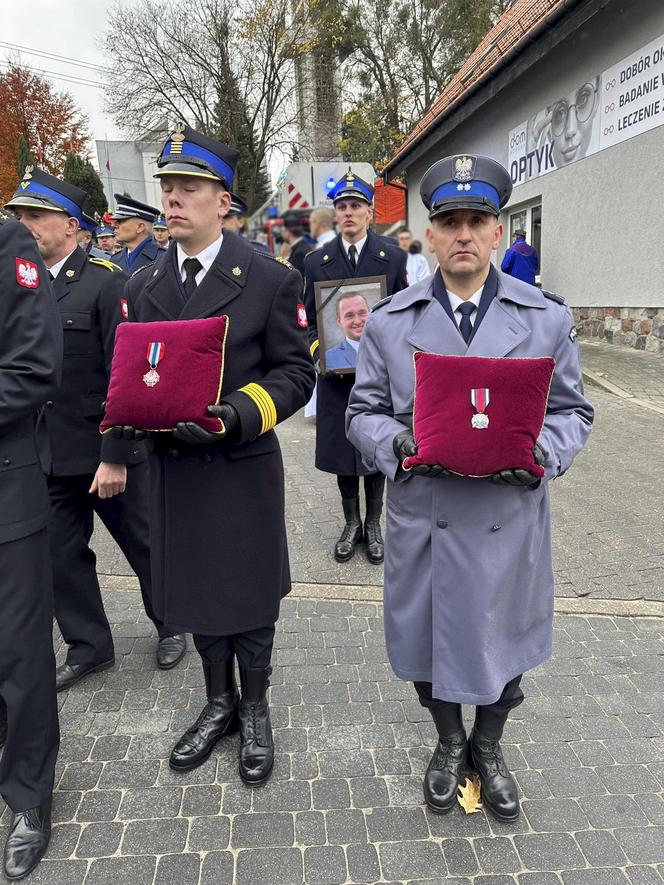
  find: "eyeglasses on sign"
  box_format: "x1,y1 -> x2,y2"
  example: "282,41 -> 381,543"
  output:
551,82 -> 598,136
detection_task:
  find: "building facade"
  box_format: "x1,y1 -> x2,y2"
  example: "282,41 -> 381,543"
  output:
95,140 -> 163,214
385,0 -> 664,352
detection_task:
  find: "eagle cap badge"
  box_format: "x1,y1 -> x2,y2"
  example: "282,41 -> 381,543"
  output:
453,155 -> 475,183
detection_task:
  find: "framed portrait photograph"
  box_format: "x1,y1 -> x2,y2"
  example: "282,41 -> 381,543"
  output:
314,275 -> 387,375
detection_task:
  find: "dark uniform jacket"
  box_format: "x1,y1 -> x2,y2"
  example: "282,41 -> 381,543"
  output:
288,237 -> 312,277
41,247 -> 145,476
303,230 -> 408,475
0,216 -> 62,544
125,232 -> 315,635
112,236 -> 164,275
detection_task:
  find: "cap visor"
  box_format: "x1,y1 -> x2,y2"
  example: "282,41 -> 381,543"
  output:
429,197 -> 499,217
5,194 -> 68,213
154,162 -> 224,183
333,191 -> 372,205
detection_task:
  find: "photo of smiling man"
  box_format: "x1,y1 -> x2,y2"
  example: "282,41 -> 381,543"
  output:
325,291 -> 370,370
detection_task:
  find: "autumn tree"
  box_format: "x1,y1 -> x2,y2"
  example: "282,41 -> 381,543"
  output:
17,136 -> 34,179
63,154 -> 108,218
103,0 -> 322,212
0,64 -> 90,204
338,0 -> 512,166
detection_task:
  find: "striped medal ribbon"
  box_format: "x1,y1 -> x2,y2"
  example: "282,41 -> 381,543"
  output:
143,341 -> 165,387
470,387 -> 490,429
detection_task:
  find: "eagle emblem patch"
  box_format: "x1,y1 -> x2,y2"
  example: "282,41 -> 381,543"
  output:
16,258 -> 39,288
453,156 -> 475,182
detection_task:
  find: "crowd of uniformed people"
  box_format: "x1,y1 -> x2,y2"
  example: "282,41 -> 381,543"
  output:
0,126 -> 592,878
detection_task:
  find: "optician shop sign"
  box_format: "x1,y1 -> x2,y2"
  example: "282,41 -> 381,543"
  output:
508,32 -> 664,184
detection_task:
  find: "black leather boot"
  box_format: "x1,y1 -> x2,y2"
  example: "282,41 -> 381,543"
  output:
3,796 -> 52,880
423,702 -> 468,813
238,667 -> 274,786
334,497 -> 363,562
363,496 -> 384,564
467,728 -> 520,821
169,659 -> 238,771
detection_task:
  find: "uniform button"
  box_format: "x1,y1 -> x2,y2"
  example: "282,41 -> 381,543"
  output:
491,524 -> 502,532
436,519 -> 448,529
2,458 -> 10,466
169,448 -> 179,458
46,400 -> 54,408
203,454 -> 213,463
65,319 -> 73,326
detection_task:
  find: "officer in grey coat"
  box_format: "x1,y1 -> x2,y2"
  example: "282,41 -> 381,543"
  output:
347,155 -> 593,822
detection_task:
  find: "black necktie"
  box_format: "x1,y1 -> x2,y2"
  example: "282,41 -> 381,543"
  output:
48,271 -> 55,281
348,244 -> 357,270
457,302 -> 477,343
182,258 -> 202,299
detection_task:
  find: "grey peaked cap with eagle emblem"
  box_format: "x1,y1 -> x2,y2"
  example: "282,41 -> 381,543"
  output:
420,155 -> 513,218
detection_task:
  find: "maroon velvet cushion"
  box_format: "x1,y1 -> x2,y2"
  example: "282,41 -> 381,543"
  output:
100,316 -> 229,434
403,353 -> 555,477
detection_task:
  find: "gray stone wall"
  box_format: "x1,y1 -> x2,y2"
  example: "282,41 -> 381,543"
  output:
573,306 -> 664,353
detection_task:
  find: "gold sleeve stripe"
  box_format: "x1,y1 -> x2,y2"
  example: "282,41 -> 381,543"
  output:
239,383 -> 278,434
310,339 -> 319,357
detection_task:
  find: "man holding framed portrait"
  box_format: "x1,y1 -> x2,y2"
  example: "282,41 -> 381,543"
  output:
303,170 -> 407,565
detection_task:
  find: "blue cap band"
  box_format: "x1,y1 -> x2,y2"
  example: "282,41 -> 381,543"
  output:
333,180 -> 373,203
162,140 -> 235,187
20,181 -> 83,221
430,180 -> 500,211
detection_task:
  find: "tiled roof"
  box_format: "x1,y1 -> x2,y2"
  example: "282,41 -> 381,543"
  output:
385,0 -> 574,172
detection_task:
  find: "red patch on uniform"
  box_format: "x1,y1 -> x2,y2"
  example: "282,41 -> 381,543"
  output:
297,303 -> 308,328
16,258 -> 39,289
120,298 -> 129,319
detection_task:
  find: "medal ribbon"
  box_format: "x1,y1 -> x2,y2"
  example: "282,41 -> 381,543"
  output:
470,388 -> 490,413
146,341 -> 165,368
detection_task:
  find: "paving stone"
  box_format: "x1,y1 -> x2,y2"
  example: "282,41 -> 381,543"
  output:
379,840 -> 446,880
154,853 -> 202,884
614,826 -> 664,864
595,764 -> 658,794
626,867 -> 664,885
76,821 -> 124,858
542,766 -> 607,797
326,808 -> 368,844
187,815 -> 230,851
48,823 -> 81,858
561,871 -> 630,885
98,760 -> 160,789
303,846 -> 347,885
59,762 -> 102,791
119,786 -> 182,820
232,812 -> 295,847
181,784 -> 221,816
21,859 -> 87,885
311,777 -> 350,810
522,798 -> 590,832
441,837 -> 480,877
252,779 -> 312,813
514,833 -> 585,871
473,836 -> 522,874
90,735 -> 130,762
75,790 -> 121,822
294,810 -> 326,846
575,829 -> 628,866
84,856 -> 156,885
366,806 -> 429,841
346,843 -> 381,883
349,776 -> 390,808
235,847 -> 303,885
579,794 -> 650,828
120,818 -> 188,855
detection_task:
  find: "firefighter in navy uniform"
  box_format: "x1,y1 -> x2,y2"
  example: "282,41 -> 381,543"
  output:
0,210 -> 62,880
303,170 -> 408,565
6,168 -> 186,691
110,193 -> 165,273
114,124 -> 315,784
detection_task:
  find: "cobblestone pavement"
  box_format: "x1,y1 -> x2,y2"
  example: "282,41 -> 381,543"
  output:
579,340 -> 664,410
1,594 -> 662,884
94,386 -> 664,603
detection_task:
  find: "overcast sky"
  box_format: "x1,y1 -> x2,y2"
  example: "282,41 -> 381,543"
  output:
1,1 -> 131,170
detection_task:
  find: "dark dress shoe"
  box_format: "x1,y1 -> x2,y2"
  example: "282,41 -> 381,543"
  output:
334,497 -> 363,562
238,667 -> 274,786
55,658 -> 114,692
157,634 -> 186,669
423,730 -> 468,813
3,797 -> 51,880
0,721 -> 7,749
467,729 -> 520,821
170,660 -> 238,771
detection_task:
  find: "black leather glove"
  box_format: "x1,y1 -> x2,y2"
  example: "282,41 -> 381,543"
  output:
393,430 -> 450,478
172,403 -> 240,444
533,442 -> 547,466
110,425 -> 148,441
489,468 -> 540,486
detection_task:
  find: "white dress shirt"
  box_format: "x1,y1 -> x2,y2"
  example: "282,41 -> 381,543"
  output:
447,287 -> 483,329
316,229 -> 336,247
47,249 -> 77,279
406,252 -> 431,285
341,234 -> 367,263
177,233 -> 224,286
345,337 -> 360,351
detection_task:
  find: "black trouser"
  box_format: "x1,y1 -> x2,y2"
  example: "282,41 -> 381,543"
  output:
0,530 -> 59,812
415,675 -> 524,739
337,473 -> 385,501
193,625 -> 276,670
48,462 -> 173,665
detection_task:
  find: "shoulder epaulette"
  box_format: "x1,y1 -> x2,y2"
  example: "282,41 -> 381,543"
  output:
541,289 -> 565,305
89,257 -> 119,272
255,251 -> 292,271
371,295 -> 393,312
130,263 -> 152,279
